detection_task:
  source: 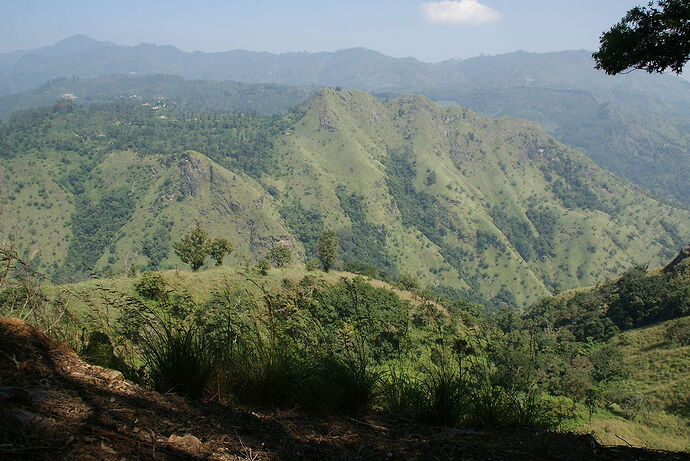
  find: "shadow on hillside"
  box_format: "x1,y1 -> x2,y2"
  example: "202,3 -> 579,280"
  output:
2,319 -> 690,460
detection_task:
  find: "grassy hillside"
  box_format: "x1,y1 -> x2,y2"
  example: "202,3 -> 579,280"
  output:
1,90 -> 689,306
3,238 -> 690,452
571,316 -> 690,451
517,254 -> 690,451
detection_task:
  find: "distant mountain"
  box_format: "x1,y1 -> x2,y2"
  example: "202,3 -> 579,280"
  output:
0,75 -> 315,119
1,90 -> 688,306
1,36 -> 689,205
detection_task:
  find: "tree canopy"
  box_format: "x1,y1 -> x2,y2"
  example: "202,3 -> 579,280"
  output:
173,223 -> 210,271
593,0 -> 690,75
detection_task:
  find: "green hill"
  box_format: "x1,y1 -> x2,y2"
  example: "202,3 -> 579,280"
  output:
1,89 -> 689,306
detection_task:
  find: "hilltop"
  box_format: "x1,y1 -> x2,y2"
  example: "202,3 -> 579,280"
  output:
1,89 -> 689,306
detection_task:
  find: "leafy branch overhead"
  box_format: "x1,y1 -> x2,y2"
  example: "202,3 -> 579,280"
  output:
594,0 -> 690,75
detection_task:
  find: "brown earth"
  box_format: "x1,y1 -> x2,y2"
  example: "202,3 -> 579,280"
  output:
1,317 -> 688,460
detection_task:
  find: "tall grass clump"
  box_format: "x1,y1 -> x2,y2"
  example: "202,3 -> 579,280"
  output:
0,245 -> 80,346
214,321 -> 307,404
138,318 -> 212,398
303,338 -> 380,412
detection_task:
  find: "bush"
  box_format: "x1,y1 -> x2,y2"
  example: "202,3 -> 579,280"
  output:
305,258 -> 320,271
267,245 -> 292,268
134,271 -> 168,300
81,331 -> 133,378
218,332 -> 305,403
666,318 -> 690,346
256,259 -> 270,276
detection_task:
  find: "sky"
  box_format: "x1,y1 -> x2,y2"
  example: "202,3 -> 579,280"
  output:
1,0 -> 647,62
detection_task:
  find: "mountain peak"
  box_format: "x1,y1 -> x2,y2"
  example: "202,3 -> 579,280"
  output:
53,35 -> 109,53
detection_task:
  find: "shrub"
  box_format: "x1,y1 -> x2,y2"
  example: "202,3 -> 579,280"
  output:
134,271 -> 168,301
216,327 -> 306,404
305,258 -> 320,271
267,245 -> 292,268
666,318 -> 690,346
256,259 -> 270,276
208,237 -> 234,266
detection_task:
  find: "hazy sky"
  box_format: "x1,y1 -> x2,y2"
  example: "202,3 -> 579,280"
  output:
2,0 -> 645,62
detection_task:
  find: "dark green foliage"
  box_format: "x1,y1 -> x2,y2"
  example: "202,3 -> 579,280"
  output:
335,187 -> 392,272
139,320 -> 213,399
267,245 -> 292,268
593,0 -> 690,75
526,291 -> 619,342
539,152 -> 605,212
607,266 -> 664,329
383,148 -> 473,288
256,259 -> 270,276
58,188 -> 135,281
384,149 -> 448,244
208,237 -> 234,267
134,271 -> 169,301
525,204 -> 558,258
304,277 -> 411,361
378,334 -> 562,429
589,344 -> 630,383
304,345 -> 380,412
666,318 -> 690,345
81,331 -> 133,378
215,321 -> 306,404
398,273 -> 420,292
279,200 -> 324,254
0,100 -> 300,178
173,223 -> 209,271
489,207 -> 537,261
342,260 -> 392,281
142,223 -> 172,269
476,230 -> 500,251
305,258 -> 320,271
491,287 -> 518,309
607,265 -> 690,329
524,259 -> 690,340
317,229 -> 339,272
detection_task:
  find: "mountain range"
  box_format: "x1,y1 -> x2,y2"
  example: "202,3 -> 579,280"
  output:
1,89 -> 688,307
1,35 -> 689,205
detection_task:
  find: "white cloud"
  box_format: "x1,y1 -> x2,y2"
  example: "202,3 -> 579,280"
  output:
421,0 -> 500,26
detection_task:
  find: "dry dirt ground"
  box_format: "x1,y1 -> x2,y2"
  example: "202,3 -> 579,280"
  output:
1,318 -> 688,461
